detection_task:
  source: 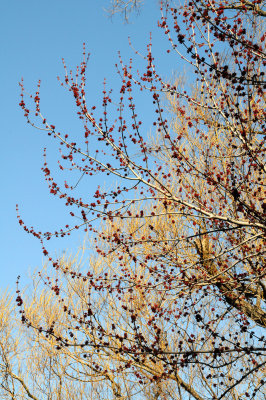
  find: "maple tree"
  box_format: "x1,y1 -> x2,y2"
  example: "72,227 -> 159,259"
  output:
17,0 -> 265,399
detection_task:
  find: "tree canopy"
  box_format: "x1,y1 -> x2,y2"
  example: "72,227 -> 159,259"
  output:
17,0 -> 266,398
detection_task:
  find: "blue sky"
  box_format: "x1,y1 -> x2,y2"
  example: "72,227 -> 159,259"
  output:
0,0 -> 178,290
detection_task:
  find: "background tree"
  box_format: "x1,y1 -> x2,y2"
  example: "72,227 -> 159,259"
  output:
1,283 -> 144,400
0,289 -> 100,399
18,0 -> 265,398
107,0 -> 143,21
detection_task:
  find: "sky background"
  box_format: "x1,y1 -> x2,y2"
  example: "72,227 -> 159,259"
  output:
0,0 -> 180,291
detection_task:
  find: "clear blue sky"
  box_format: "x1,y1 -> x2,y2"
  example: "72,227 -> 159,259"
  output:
0,0 -> 179,290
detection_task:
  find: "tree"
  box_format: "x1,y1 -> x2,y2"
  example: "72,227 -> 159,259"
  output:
18,0 -> 266,398
107,0 -> 143,21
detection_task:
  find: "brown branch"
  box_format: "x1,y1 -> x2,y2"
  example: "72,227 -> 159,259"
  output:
9,372 -> 39,400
